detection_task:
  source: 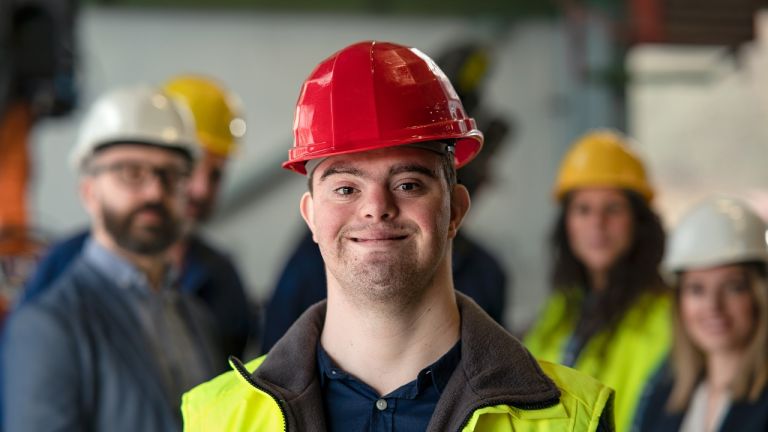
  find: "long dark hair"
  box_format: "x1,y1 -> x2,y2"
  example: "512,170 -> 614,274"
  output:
550,190 -> 667,344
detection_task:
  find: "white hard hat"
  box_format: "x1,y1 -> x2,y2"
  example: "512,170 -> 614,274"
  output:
70,85 -> 200,171
665,196 -> 768,272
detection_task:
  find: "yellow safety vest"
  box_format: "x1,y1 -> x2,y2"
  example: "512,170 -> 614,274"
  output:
524,291 -> 671,432
182,357 -> 613,432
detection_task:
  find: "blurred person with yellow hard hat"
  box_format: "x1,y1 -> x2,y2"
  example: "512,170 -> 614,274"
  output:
524,130 -> 671,432
164,75 -> 245,224
17,75 -> 253,361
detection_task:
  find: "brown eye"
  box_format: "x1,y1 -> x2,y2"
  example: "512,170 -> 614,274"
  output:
681,283 -> 704,296
396,182 -> 419,192
120,164 -> 146,184
571,203 -> 589,216
724,280 -> 749,294
334,186 -> 355,196
605,203 -> 625,215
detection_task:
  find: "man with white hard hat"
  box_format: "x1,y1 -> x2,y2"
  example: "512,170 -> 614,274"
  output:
3,85 -> 221,431
19,75 -> 253,360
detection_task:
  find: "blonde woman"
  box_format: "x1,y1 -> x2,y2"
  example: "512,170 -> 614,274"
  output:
639,197 -> 768,431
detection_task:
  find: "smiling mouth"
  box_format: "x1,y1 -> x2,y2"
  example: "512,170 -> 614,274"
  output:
350,234 -> 409,242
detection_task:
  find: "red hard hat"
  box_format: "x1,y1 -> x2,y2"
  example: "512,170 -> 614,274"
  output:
283,40 -> 484,175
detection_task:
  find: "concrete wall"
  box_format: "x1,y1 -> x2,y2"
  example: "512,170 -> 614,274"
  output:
627,11 -> 768,231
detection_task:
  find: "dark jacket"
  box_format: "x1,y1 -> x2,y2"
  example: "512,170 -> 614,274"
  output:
3,255 -> 224,431
20,228 -> 251,358
184,293 -> 615,431
638,374 -> 768,432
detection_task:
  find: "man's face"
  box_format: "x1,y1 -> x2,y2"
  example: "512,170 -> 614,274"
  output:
81,144 -> 190,256
300,146 -> 468,308
185,149 -> 227,224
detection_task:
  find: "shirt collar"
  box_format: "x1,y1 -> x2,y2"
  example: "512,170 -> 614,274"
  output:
316,340 -> 461,397
82,237 -> 177,294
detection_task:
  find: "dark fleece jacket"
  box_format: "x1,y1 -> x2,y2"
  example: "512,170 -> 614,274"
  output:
238,292 -> 562,431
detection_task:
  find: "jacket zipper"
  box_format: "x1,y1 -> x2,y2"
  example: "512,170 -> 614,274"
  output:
457,397 -> 560,431
229,355 -> 289,432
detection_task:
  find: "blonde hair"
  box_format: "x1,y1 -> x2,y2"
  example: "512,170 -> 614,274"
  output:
667,263 -> 768,412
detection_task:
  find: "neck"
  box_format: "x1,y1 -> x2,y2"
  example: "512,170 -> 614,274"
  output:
92,228 -> 170,291
320,267 -> 460,396
706,350 -> 743,392
167,237 -> 188,270
589,269 -> 608,292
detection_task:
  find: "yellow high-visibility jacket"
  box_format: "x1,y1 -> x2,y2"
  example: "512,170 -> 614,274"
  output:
183,294 -> 615,431
525,291 -> 671,432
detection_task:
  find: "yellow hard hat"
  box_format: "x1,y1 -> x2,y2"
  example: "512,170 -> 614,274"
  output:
163,75 -> 245,157
554,129 -> 654,202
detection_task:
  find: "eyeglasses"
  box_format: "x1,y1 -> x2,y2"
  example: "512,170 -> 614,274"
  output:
87,161 -> 191,192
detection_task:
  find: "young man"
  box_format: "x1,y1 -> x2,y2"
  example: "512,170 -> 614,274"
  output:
3,86 -> 222,431
182,41 -> 614,432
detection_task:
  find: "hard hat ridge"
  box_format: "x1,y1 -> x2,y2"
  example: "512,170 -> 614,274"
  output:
554,129 -> 654,202
163,75 -> 245,158
665,196 -> 768,273
71,84 -> 200,171
283,40 -> 484,175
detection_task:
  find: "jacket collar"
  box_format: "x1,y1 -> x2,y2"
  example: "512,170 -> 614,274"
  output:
251,292 -> 560,431
431,293 -> 561,430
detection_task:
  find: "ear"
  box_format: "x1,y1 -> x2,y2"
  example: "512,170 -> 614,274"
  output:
299,191 -> 318,243
448,184 -> 470,239
79,176 -> 98,218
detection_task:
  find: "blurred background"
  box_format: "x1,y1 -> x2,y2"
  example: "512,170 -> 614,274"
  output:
3,0 -> 768,332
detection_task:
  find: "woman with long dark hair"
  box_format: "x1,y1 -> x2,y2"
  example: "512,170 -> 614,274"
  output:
525,130 -> 671,432
639,197 -> 768,431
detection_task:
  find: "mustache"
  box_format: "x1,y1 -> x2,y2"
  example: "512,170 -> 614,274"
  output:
128,202 -> 171,222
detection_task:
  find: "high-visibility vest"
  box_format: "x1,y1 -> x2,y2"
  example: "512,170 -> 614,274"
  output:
525,291 -> 671,432
182,357 -> 613,432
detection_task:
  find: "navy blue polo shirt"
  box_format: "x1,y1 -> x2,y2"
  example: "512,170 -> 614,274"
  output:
317,341 -> 461,432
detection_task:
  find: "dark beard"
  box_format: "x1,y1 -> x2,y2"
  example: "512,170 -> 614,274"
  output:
102,202 -> 180,255
186,197 -> 213,223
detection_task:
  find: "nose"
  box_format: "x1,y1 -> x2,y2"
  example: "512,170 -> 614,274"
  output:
593,209 -> 610,230
360,186 -> 398,222
138,173 -> 166,201
698,289 -> 726,314
710,290 -> 727,312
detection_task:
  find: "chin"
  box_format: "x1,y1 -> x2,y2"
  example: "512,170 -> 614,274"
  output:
583,260 -> 615,273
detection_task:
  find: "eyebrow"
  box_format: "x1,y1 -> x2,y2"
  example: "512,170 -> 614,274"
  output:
318,166 -> 365,182
389,164 -> 438,179
318,163 -> 438,182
